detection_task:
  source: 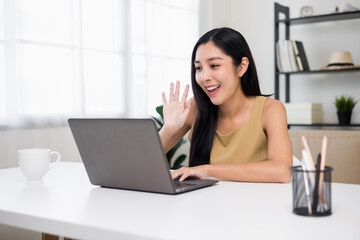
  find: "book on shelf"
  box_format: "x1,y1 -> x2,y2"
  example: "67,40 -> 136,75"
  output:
275,42 -> 284,72
276,40 -> 290,72
276,40 -> 310,72
292,40 -> 310,71
287,40 -> 298,72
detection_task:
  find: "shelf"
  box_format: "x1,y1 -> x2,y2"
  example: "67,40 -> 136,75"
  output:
274,3 -> 360,104
289,123 -> 360,127
277,10 -> 360,25
276,67 -> 360,75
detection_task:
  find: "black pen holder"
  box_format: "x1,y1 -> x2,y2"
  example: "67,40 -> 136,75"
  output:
291,166 -> 333,217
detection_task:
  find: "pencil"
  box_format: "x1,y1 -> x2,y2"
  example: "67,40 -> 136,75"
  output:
301,136 -> 315,170
318,136 -> 328,212
320,136 -> 327,170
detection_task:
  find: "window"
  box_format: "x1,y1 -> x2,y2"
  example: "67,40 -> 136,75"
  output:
0,0 -> 199,128
131,0 -> 199,116
0,0 -> 5,119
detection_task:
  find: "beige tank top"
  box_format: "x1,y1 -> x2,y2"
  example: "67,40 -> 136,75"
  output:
188,96 -> 268,164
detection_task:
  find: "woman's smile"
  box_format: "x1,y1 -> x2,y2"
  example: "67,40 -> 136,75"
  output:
205,84 -> 221,95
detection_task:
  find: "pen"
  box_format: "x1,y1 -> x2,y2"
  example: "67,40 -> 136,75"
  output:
300,160 -> 312,215
312,154 -> 321,214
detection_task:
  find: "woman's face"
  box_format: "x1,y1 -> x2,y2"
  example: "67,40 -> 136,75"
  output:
194,41 -> 242,106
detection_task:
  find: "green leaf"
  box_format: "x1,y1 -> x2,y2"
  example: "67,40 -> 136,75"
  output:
166,148 -> 176,162
156,105 -> 164,119
166,139 -> 186,162
334,94 -> 358,111
172,154 -> 187,169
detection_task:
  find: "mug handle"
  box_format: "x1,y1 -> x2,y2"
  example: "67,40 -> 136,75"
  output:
49,151 -> 61,170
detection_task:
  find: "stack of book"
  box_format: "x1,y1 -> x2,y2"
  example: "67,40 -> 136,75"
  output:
276,40 -> 310,72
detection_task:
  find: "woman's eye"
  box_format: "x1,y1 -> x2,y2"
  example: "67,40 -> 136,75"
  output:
211,64 -> 219,68
195,66 -> 202,71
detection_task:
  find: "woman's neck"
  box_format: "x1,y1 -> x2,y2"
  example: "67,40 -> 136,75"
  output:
218,88 -> 254,120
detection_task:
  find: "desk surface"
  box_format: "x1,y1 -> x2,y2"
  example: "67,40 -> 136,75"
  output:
0,162 -> 359,240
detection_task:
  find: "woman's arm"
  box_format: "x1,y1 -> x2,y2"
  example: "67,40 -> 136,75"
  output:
159,81 -> 196,153
171,98 -> 293,183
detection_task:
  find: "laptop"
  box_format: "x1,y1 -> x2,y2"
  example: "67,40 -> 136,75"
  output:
68,118 -> 218,194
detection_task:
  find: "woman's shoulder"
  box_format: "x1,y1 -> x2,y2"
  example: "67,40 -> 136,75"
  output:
262,97 -> 287,127
263,97 -> 285,112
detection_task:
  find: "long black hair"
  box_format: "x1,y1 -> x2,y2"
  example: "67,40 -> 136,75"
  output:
189,27 -> 265,167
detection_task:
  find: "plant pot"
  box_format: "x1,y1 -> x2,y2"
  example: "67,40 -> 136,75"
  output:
337,110 -> 352,125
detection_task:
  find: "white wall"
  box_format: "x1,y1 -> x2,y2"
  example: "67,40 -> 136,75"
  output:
0,127 -> 81,169
200,0 -> 360,124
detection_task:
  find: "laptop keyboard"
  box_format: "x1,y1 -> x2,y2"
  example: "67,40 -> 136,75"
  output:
174,180 -> 197,190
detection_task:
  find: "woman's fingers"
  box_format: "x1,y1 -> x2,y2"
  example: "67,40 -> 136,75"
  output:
171,168 -> 184,180
171,167 -> 198,181
179,172 -> 190,182
169,82 -> 174,102
162,92 -> 167,105
180,84 -> 189,104
169,81 -> 184,103
174,81 -> 180,102
171,165 -> 208,181
162,81 -> 190,129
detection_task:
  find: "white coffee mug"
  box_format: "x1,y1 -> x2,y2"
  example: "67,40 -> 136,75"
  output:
17,149 -> 61,184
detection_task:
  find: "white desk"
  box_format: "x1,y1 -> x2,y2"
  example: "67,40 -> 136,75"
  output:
0,162 -> 359,240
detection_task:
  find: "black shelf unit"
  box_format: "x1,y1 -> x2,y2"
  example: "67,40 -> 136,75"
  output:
274,3 -> 360,128
289,123 -> 360,128
277,10 -> 360,25
276,67 -> 360,75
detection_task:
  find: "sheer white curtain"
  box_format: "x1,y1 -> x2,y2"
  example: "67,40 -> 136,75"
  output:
130,0 -> 199,116
0,0 -> 199,128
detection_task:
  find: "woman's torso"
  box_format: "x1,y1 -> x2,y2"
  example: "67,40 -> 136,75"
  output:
188,96 -> 268,164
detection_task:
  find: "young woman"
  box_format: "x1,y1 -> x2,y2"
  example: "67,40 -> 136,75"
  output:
159,27 -> 292,183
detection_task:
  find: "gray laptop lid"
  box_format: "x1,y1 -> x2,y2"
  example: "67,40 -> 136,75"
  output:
68,118 -> 176,193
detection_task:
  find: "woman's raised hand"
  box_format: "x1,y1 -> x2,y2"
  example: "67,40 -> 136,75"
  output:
162,81 -> 191,131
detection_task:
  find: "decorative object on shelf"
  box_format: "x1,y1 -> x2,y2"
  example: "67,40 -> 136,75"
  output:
331,5 -> 340,13
300,6 -> 314,17
331,3 -> 360,13
341,3 -> 359,13
321,51 -> 360,70
151,105 -> 187,169
334,95 -> 358,125
284,103 -> 322,124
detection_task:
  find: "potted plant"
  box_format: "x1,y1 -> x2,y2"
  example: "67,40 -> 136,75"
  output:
151,105 -> 187,169
334,95 -> 358,125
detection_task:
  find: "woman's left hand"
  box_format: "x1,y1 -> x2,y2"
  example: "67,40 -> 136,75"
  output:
171,165 -> 209,181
